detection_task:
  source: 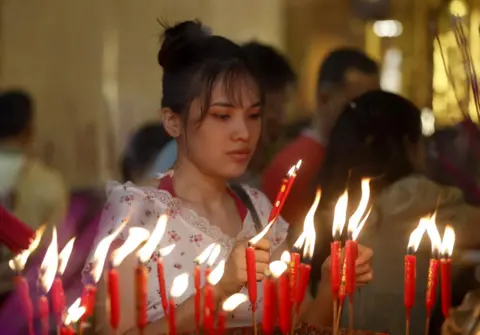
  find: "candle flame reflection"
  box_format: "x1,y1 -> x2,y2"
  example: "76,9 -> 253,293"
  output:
9,224 -> 47,272
280,251 -> 291,263
171,273 -> 189,298
137,214 -> 168,263
347,178 -> 371,235
222,293 -> 248,312
112,227 -> 149,267
195,243 -> 216,265
40,228 -> 58,293
64,298 -> 85,326
269,260 -> 288,278
207,244 -> 222,267
332,191 -> 348,239
441,225 -> 455,258
58,238 -> 76,275
207,260 -> 225,285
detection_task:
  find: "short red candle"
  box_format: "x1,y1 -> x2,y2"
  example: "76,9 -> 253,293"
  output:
217,310 -> 227,335
80,284 -> 97,322
14,276 -> 34,335
404,254 -> 416,313
135,264 -> 148,331
278,272 -> 291,334
194,264 -> 201,331
108,268 -> 120,330
38,295 -> 49,335
441,258 -> 452,318
168,298 -> 177,335
204,284 -> 215,335
426,258 -> 439,317
157,258 -> 168,316
294,263 -> 311,313
59,326 -> 75,335
345,240 -> 357,297
290,252 -> 300,304
245,246 -> 257,312
52,276 -> 66,327
261,275 -> 275,335
330,241 -> 341,298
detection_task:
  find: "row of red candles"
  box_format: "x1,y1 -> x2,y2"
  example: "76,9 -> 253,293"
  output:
10,160 -> 303,335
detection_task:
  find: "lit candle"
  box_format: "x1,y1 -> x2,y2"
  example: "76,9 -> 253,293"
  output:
261,269 -> 276,335
271,260 -> 289,335
425,215 -> 441,324
109,228 -> 150,331
194,243 -> 216,332
268,160 -> 302,222
169,273 -> 190,335
217,293 -> 248,335
157,244 -> 176,317
440,226 -> 455,318
61,298 -> 86,335
290,235 -> 304,305
135,215 -> 168,333
9,225 -> 46,335
404,219 -> 427,333
205,260 -> 225,335
53,238 -> 76,328
38,228 -> 59,335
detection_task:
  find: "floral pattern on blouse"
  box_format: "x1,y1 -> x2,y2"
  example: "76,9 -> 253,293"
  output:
83,176 -> 289,328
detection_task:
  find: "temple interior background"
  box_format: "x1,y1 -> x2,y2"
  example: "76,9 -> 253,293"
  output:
0,0 -> 475,187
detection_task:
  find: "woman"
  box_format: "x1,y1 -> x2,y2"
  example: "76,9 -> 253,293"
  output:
309,90 -> 480,334
85,21 -> 373,334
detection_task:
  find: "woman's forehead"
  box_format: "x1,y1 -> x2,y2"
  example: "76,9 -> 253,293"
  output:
209,75 -> 261,107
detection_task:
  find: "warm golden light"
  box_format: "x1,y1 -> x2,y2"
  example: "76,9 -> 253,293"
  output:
248,219 -> 275,246
222,293 -> 248,312
347,178 -> 371,235
195,243 -> 216,265
58,237 -> 76,275
441,225 -> 455,258
449,0 -> 468,17
303,189 -> 320,259
9,224 -> 47,272
159,244 -> 176,257
112,227 -> 149,267
269,260 -> 288,278
407,218 -> 428,253
280,251 -> 291,263
426,214 -> 442,255
64,298 -> 86,326
171,273 -> 189,298
91,221 -> 127,283
351,208 -> 372,241
40,229 -> 58,293
137,214 -> 168,263
207,260 -> 225,286
332,191 -> 348,238
207,244 -> 222,267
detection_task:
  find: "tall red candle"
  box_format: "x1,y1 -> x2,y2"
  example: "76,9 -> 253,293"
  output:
345,240 -> 357,298
52,276 -> 66,327
168,298 -> 177,335
261,273 -> 275,335
330,241 -> 341,298
13,276 -> 34,335
268,161 -> 301,222
245,245 -> 257,312
295,263 -> 311,314
80,284 -> 97,322
217,310 -> 227,335
404,254 -> 416,313
38,295 -> 49,335
426,258 -> 439,317
441,258 -> 451,318
135,264 -> 148,331
194,264 -> 201,331
108,267 -> 120,330
59,326 -> 75,335
278,271 -> 291,334
157,258 -> 168,316
204,284 -> 215,335
290,252 -> 301,304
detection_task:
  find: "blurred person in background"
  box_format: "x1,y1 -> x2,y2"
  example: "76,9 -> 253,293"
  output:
262,48 -> 380,227
120,122 -> 176,184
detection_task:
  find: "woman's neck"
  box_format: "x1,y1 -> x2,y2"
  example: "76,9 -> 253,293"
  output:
172,157 -> 228,206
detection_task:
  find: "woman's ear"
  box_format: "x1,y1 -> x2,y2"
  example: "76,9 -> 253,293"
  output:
162,108 -> 182,138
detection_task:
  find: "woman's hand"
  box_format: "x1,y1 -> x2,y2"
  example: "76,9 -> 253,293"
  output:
215,238 -> 271,298
320,243 -> 374,286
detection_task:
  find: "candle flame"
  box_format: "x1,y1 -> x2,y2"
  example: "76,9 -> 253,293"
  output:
40,228 -> 58,293
351,207 -> 372,241
426,213 -> 441,255
269,260 -> 288,278
159,244 -> 176,257
207,259 -> 225,285
222,293 -> 248,312
287,159 -> 302,177
9,224 -> 46,272
137,214 -> 168,263
441,225 -> 455,258
248,219 -> 275,246
281,250 -> 291,263
64,298 -> 86,326
296,159 -> 302,170
112,227 -> 149,267
332,191 -> 348,238
303,189 -> 320,259
293,232 -> 306,250
195,243 -> 216,265
170,272 -> 189,298
347,178 -> 371,236
407,217 -> 428,252
91,220 -> 128,283
57,237 -> 76,275
207,244 -> 222,267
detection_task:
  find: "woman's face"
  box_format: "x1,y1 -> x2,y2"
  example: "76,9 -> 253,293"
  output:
173,75 -> 262,180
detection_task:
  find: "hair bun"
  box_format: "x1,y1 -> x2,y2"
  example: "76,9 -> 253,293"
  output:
157,20 -> 210,68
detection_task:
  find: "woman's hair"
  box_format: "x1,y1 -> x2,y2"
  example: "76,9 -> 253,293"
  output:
158,20 -> 262,124
120,123 -> 172,182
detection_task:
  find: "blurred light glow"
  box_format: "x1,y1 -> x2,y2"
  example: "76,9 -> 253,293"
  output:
449,0 -> 468,17
373,20 -> 403,38
421,108 -> 435,136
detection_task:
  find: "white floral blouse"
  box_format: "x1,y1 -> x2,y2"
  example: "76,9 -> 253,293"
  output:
83,171 -> 289,328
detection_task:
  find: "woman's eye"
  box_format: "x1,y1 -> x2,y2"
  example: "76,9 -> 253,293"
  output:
249,113 -> 262,120
212,114 -> 230,121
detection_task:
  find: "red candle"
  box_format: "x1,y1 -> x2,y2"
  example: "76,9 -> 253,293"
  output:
426,258 -> 439,316
217,310 -> 227,335
338,260 -> 347,307
261,273 -> 275,335
295,263 -> 311,313
345,240 -> 357,298
108,267 -> 120,330
135,264 -> 148,331
80,284 -> 97,322
404,255 -> 416,313
268,161 -> 301,222
217,293 -> 249,335
278,271 -> 291,334
52,276 -> 66,327
168,298 -> 177,335
194,264 -> 201,331
13,276 -> 34,335
290,252 -> 301,304
330,241 -> 341,298
168,273 -> 189,335
38,295 -> 49,335
157,258 -> 168,316
59,326 -> 75,335
245,245 -> 257,312
204,284 -> 215,335
440,225 -> 455,318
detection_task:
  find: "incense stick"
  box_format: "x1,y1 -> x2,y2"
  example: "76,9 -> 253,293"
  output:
333,299 -> 338,335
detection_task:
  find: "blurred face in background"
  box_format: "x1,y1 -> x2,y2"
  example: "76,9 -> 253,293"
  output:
263,83 -> 295,142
